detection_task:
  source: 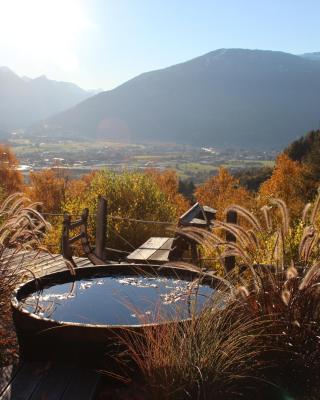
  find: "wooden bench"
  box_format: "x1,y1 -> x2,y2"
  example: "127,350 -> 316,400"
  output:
127,237 -> 175,263
127,202 -> 217,264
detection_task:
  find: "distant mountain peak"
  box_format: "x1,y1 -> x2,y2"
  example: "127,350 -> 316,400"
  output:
0,66 -> 93,131
0,66 -> 20,78
0,66 -> 14,72
34,74 -> 49,80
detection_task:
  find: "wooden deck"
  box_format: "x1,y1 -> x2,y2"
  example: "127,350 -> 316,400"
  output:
1,251 -> 101,400
2,249 -> 95,280
0,361 -> 101,400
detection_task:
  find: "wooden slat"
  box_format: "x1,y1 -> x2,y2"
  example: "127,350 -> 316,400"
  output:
138,237 -> 169,250
0,362 -> 49,400
203,205 -> 217,213
74,256 -> 89,262
69,233 -> 84,245
3,250 -> 95,292
12,253 -> 58,273
34,258 -> 70,272
0,364 -> 21,398
148,249 -> 171,262
1,250 -> 29,262
61,369 -> 100,400
159,238 -> 174,250
188,218 -> 208,226
7,250 -> 46,263
38,257 -> 92,271
74,259 -> 94,267
127,237 -> 174,262
29,364 -> 74,400
31,260 -> 94,280
127,248 -> 155,261
3,253 -> 40,269
32,254 -> 62,267
38,266 -> 67,277
4,250 -> 93,280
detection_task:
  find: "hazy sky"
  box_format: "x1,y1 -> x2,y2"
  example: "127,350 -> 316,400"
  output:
0,0 -> 319,91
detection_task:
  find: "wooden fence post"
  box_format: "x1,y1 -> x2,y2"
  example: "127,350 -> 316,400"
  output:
225,210 -> 237,273
95,196 -> 107,260
61,212 -> 72,260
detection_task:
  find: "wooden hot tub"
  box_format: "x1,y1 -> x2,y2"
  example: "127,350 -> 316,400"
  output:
12,263 -> 217,367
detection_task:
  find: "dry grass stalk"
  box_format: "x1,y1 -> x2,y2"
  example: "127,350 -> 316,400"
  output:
120,301 -> 270,400
0,193 -> 51,366
119,190 -> 320,398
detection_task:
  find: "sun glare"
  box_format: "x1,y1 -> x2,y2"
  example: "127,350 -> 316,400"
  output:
0,0 -> 93,72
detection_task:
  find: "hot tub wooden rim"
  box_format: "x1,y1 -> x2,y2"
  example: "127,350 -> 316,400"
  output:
12,263 -> 218,330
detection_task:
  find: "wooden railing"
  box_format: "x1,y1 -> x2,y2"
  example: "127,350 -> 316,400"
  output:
60,196 -> 237,272
61,201 -> 107,269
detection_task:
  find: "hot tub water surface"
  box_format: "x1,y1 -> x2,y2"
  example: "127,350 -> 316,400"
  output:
20,273 -> 215,325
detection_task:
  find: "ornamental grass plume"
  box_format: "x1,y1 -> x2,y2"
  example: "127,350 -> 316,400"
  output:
0,193 -> 51,366
170,188 -> 320,397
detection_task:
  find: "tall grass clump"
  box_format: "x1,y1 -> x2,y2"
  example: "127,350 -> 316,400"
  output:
0,193 -> 50,366
119,296 -> 272,400
171,188 -> 320,398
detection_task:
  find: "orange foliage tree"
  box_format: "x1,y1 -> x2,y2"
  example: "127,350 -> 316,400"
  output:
26,169 -> 69,213
259,153 -> 313,219
145,169 -> 189,216
195,167 -> 254,219
0,145 -> 23,196
64,169 -> 185,251
25,168 -> 75,251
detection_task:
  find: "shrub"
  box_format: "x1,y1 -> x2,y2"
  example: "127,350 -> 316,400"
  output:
64,170 -> 183,252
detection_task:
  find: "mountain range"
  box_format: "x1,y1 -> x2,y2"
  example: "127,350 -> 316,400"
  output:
3,49 -> 320,148
0,67 -> 93,131
34,49 -> 320,148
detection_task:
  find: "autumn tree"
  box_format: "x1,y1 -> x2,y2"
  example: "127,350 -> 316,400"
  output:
64,170 -> 183,252
0,145 -> 23,195
145,169 -> 189,216
195,167 -> 254,219
259,153 -> 313,219
26,169 -> 69,213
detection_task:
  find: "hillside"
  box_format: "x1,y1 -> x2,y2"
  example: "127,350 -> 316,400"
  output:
0,67 -> 92,131
34,49 -> 320,148
301,52 -> 320,61
285,129 -> 320,180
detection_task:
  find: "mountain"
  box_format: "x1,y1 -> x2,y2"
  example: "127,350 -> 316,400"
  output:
300,52 -> 320,61
0,67 -> 92,131
31,49 -> 320,148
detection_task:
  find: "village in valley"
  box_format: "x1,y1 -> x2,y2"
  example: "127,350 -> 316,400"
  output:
8,132 -> 276,183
